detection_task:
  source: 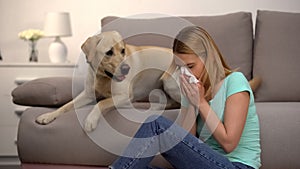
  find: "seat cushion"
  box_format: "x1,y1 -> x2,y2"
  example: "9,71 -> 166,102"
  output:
18,104 -> 178,168
101,12 -> 254,80
253,10 -> 300,101
17,106 -> 116,166
21,163 -> 107,169
256,102 -> 300,169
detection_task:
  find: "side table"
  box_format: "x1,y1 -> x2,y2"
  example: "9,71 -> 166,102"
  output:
0,62 -> 78,166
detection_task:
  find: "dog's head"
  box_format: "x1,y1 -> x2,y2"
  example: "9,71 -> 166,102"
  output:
81,31 -> 130,82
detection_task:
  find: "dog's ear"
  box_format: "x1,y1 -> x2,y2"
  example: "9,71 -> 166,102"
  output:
81,34 -> 102,63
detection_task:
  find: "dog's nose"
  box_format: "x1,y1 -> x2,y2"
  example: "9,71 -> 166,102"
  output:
121,64 -> 130,75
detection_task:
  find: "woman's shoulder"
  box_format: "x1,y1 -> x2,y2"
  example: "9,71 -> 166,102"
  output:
226,72 -> 247,81
225,72 -> 251,97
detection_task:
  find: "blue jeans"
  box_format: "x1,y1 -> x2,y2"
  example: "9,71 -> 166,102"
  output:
109,115 -> 253,169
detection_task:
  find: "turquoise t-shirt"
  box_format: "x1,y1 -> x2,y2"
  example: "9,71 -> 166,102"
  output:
181,72 -> 261,169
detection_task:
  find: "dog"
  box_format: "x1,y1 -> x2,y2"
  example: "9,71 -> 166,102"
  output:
36,31 -> 174,132
36,31 -> 261,132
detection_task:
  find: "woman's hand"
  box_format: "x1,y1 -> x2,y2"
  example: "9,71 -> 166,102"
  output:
180,74 -> 206,107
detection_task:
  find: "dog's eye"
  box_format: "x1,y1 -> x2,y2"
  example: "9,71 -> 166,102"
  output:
121,48 -> 125,55
106,49 -> 114,57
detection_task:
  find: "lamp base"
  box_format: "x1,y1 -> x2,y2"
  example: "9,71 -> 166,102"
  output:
49,37 -> 67,63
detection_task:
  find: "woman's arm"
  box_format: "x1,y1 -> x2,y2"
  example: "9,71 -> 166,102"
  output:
198,92 -> 249,153
181,75 -> 249,153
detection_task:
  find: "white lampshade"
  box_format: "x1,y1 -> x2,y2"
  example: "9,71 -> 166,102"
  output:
44,12 -> 72,37
44,12 -> 72,63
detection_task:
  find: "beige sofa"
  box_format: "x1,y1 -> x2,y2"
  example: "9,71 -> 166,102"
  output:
12,10 -> 300,169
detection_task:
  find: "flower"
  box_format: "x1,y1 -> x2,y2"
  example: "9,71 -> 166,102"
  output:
18,29 -> 44,41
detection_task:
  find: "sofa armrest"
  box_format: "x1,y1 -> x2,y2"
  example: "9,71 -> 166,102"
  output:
12,76 -> 84,107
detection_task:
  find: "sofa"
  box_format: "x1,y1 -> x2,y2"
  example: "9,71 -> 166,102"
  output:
12,10 -> 300,169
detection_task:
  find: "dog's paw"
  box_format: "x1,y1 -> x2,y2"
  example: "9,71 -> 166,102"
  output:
84,112 -> 99,132
36,112 -> 56,125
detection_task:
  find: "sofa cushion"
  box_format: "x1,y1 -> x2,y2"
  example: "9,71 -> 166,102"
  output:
253,10 -> 300,101
12,77 -> 84,107
256,102 -> 300,169
21,163 -> 106,169
101,12 -> 254,80
18,105 -> 178,168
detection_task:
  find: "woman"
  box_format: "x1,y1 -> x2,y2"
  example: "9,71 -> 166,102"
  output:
109,26 -> 261,169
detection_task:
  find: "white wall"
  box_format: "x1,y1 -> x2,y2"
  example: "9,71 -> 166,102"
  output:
0,0 -> 300,63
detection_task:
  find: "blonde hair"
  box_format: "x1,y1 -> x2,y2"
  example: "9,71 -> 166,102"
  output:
164,26 -> 232,100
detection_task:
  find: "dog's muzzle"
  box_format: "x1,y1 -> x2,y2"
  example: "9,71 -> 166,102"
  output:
120,64 -> 130,75
105,63 -> 130,82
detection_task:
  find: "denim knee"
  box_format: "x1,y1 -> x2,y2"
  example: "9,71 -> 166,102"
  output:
144,114 -> 162,123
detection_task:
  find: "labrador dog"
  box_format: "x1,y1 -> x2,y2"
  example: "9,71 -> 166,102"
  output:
36,31 -> 174,132
36,31 -> 261,132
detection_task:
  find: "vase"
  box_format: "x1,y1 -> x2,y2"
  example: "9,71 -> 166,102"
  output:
29,40 -> 38,62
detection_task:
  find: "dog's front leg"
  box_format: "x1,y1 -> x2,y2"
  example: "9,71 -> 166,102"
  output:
36,91 -> 94,125
84,95 -> 129,132
84,98 -> 114,132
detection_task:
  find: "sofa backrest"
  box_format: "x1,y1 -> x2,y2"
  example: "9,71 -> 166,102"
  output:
101,12 -> 254,80
253,10 -> 300,102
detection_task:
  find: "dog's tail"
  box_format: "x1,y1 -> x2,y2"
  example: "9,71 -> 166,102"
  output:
249,76 -> 262,92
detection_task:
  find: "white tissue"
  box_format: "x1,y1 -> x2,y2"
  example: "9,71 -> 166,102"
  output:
180,67 -> 199,84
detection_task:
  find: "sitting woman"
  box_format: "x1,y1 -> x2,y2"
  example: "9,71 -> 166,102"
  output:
109,26 -> 261,169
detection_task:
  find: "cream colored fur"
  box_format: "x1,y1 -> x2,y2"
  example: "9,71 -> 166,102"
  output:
36,31 -> 173,132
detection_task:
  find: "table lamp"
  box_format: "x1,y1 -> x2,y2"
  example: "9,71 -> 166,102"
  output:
44,12 -> 72,63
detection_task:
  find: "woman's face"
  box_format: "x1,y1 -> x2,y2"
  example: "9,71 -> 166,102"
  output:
174,53 -> 205,80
